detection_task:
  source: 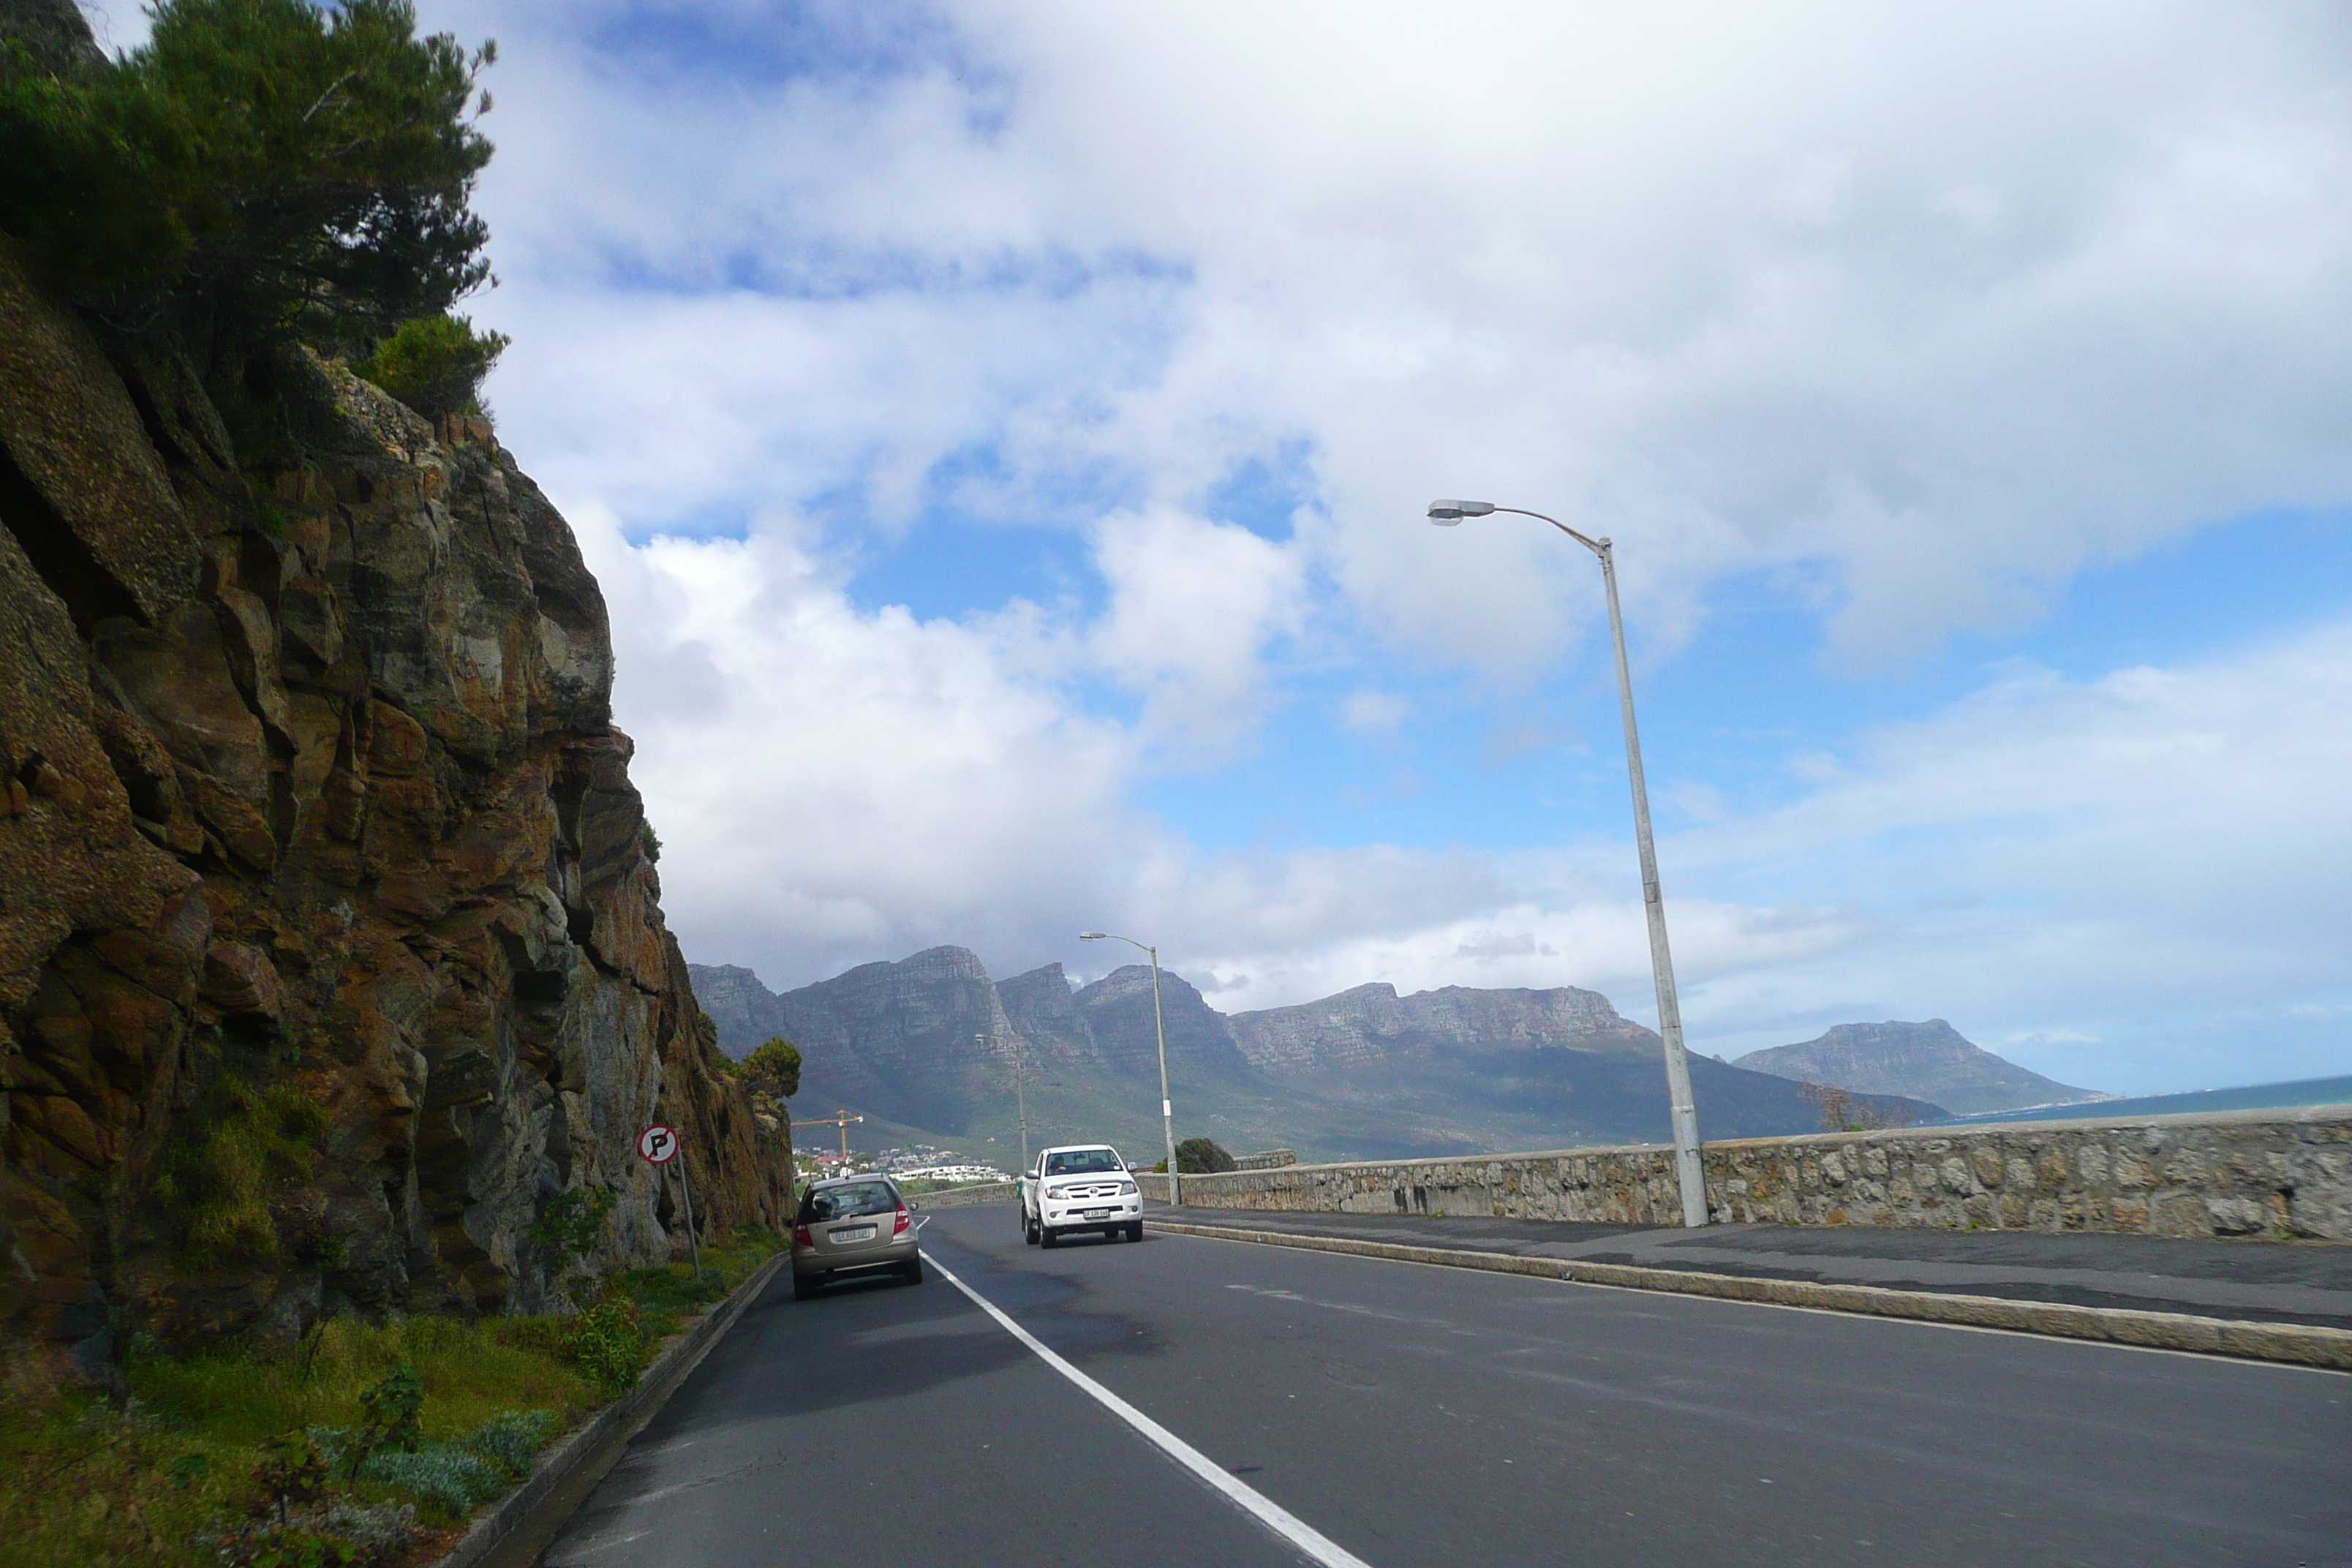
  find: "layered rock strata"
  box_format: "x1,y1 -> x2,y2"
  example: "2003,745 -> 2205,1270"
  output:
0,240 -> 787,1355
1224,981 -> 1659,1074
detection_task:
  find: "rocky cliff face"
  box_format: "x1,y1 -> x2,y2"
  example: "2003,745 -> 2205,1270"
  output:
1225,982 -> 1658,1074
994,961 -> 1098,1068
0,240 -> 788,1357
1071,964 -> 1252,1079
766,946 -> 1017,1134
1733,1020 -> 2105,1117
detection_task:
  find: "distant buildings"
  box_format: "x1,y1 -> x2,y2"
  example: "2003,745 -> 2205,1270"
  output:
796,1141 -> 1009,1185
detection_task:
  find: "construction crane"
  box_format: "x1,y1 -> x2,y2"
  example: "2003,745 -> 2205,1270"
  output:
798,1108 -> 866,1165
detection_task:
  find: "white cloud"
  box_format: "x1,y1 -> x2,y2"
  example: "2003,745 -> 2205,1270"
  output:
451,0 -> 2352,680
1087,506 -> 1305,750
1340,689 -> 1411,736
571,503 -> 1143,976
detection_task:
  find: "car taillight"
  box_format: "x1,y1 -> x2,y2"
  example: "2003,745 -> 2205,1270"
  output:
794,1224 -> 814,1248
893,1205 -> 911,1235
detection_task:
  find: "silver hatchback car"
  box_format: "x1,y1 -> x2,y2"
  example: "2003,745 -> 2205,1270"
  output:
792,1175 -> 922,1300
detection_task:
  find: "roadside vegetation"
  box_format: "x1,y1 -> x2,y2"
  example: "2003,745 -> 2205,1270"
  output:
1164,1137 -> 1237,1175
726,1036 -> 803,1100
1798,1081 -> 1918,1134
0,1235 -> 781,1567
1,0 -> 508,432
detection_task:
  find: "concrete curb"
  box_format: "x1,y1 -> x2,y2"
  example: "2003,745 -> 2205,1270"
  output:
1145,1218 -> 2352,1372
436,1248 -> 791,1568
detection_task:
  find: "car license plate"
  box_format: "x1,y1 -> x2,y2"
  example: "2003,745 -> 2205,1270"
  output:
1085,1209 -> 1113,1220
832,1226 -> 876,1243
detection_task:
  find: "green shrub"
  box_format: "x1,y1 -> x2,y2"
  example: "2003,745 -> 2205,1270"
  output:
358,1363 -> 422,1452
353,311 -> 508,416
736,1036 -> 802,1098
565,1299 -> 647,1396
357,1444 -> 505,1513
1175,1137 -> 1236,1175
456,1409 -> 559,1474
251,1428 -> 330,1526
527,1185 -> 615,1269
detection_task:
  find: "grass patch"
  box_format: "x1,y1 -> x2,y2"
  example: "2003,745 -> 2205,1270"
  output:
153,1074 -> 328,1269
0,1229 -> 785,1566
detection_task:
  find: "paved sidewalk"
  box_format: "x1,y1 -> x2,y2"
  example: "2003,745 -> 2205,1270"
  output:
1145,1204 -> 2352,1330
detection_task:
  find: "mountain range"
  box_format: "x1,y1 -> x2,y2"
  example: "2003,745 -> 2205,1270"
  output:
1733,1020 -> 2107,1116
690,949 -> 1948,1164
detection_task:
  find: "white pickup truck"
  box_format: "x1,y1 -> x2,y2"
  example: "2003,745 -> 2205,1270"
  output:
1019,1143 -> 1144,1247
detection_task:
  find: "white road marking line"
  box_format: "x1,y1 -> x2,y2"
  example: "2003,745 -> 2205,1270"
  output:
924,1251 -> 1379,1568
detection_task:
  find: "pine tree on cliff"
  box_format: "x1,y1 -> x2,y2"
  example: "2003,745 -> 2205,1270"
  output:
0,0 -> 507,411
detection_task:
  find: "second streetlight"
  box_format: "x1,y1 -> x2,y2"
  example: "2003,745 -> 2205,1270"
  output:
1079,930 -> 1183,1205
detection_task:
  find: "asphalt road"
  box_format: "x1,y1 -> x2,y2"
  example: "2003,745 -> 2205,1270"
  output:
1150,1206 -> 2352,1326
537,1205 -> 2351,1568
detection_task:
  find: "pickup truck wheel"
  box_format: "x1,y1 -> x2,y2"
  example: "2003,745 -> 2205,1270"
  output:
1126,1221 -> 1145,1243
1039,1224 -> 1060,1249
1024,1213 -> 1040,1245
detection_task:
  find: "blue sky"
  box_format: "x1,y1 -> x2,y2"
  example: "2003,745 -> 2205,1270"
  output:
110,0 -> 2342,1095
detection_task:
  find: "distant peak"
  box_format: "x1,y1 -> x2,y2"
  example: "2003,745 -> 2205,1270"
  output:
1001,961 -> 1073,992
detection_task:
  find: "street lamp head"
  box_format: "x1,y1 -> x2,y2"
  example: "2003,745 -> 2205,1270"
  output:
1427,500 -> 1495,525
1078,931 -> 1107,941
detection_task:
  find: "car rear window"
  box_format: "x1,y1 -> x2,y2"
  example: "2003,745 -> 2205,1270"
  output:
1044,1149 -> 1123,1175
799,1182 -> 899,1221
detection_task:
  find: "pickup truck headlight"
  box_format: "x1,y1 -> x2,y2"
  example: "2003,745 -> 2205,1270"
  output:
1115,1182 -> 1137,1194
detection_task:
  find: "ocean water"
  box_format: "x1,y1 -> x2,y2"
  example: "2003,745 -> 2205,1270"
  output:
1937,1074 -> 2352,1126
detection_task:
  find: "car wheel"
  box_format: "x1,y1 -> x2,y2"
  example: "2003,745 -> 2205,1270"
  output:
902,1257 -> 924,1286
1039,1223 -> 1059,1249
793,1273 -> 818,1302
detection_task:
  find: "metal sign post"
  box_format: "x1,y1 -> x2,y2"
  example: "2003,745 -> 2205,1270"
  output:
638,1123 -> 699,1273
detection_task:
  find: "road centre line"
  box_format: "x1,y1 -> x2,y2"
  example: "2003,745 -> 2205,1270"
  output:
922,1251 -> 1380,1568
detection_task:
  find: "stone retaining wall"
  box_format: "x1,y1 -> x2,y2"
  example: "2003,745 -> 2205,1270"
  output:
1156,1105 -> 2352,1240
908,1181 -> 1019,1208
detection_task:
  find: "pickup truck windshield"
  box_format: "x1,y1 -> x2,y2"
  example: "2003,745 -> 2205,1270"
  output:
1044,1149 -> 1123,1175
799,1183 -> 897,1221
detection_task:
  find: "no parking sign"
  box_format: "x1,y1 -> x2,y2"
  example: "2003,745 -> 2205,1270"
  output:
636,1123 -> 697,1268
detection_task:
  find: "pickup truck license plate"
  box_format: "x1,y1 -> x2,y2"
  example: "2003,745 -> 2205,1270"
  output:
1085,1209 -> 1113,1220
832,1226 -> 876,1243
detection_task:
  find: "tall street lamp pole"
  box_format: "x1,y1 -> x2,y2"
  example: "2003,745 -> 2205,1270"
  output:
1079,932 -> 1181,1205
1427,500 -> 1709,1229
984,1030 -> 1030,1171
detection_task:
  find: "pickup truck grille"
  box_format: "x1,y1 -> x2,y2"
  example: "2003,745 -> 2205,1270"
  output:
1052,1183 -> 1123,1201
